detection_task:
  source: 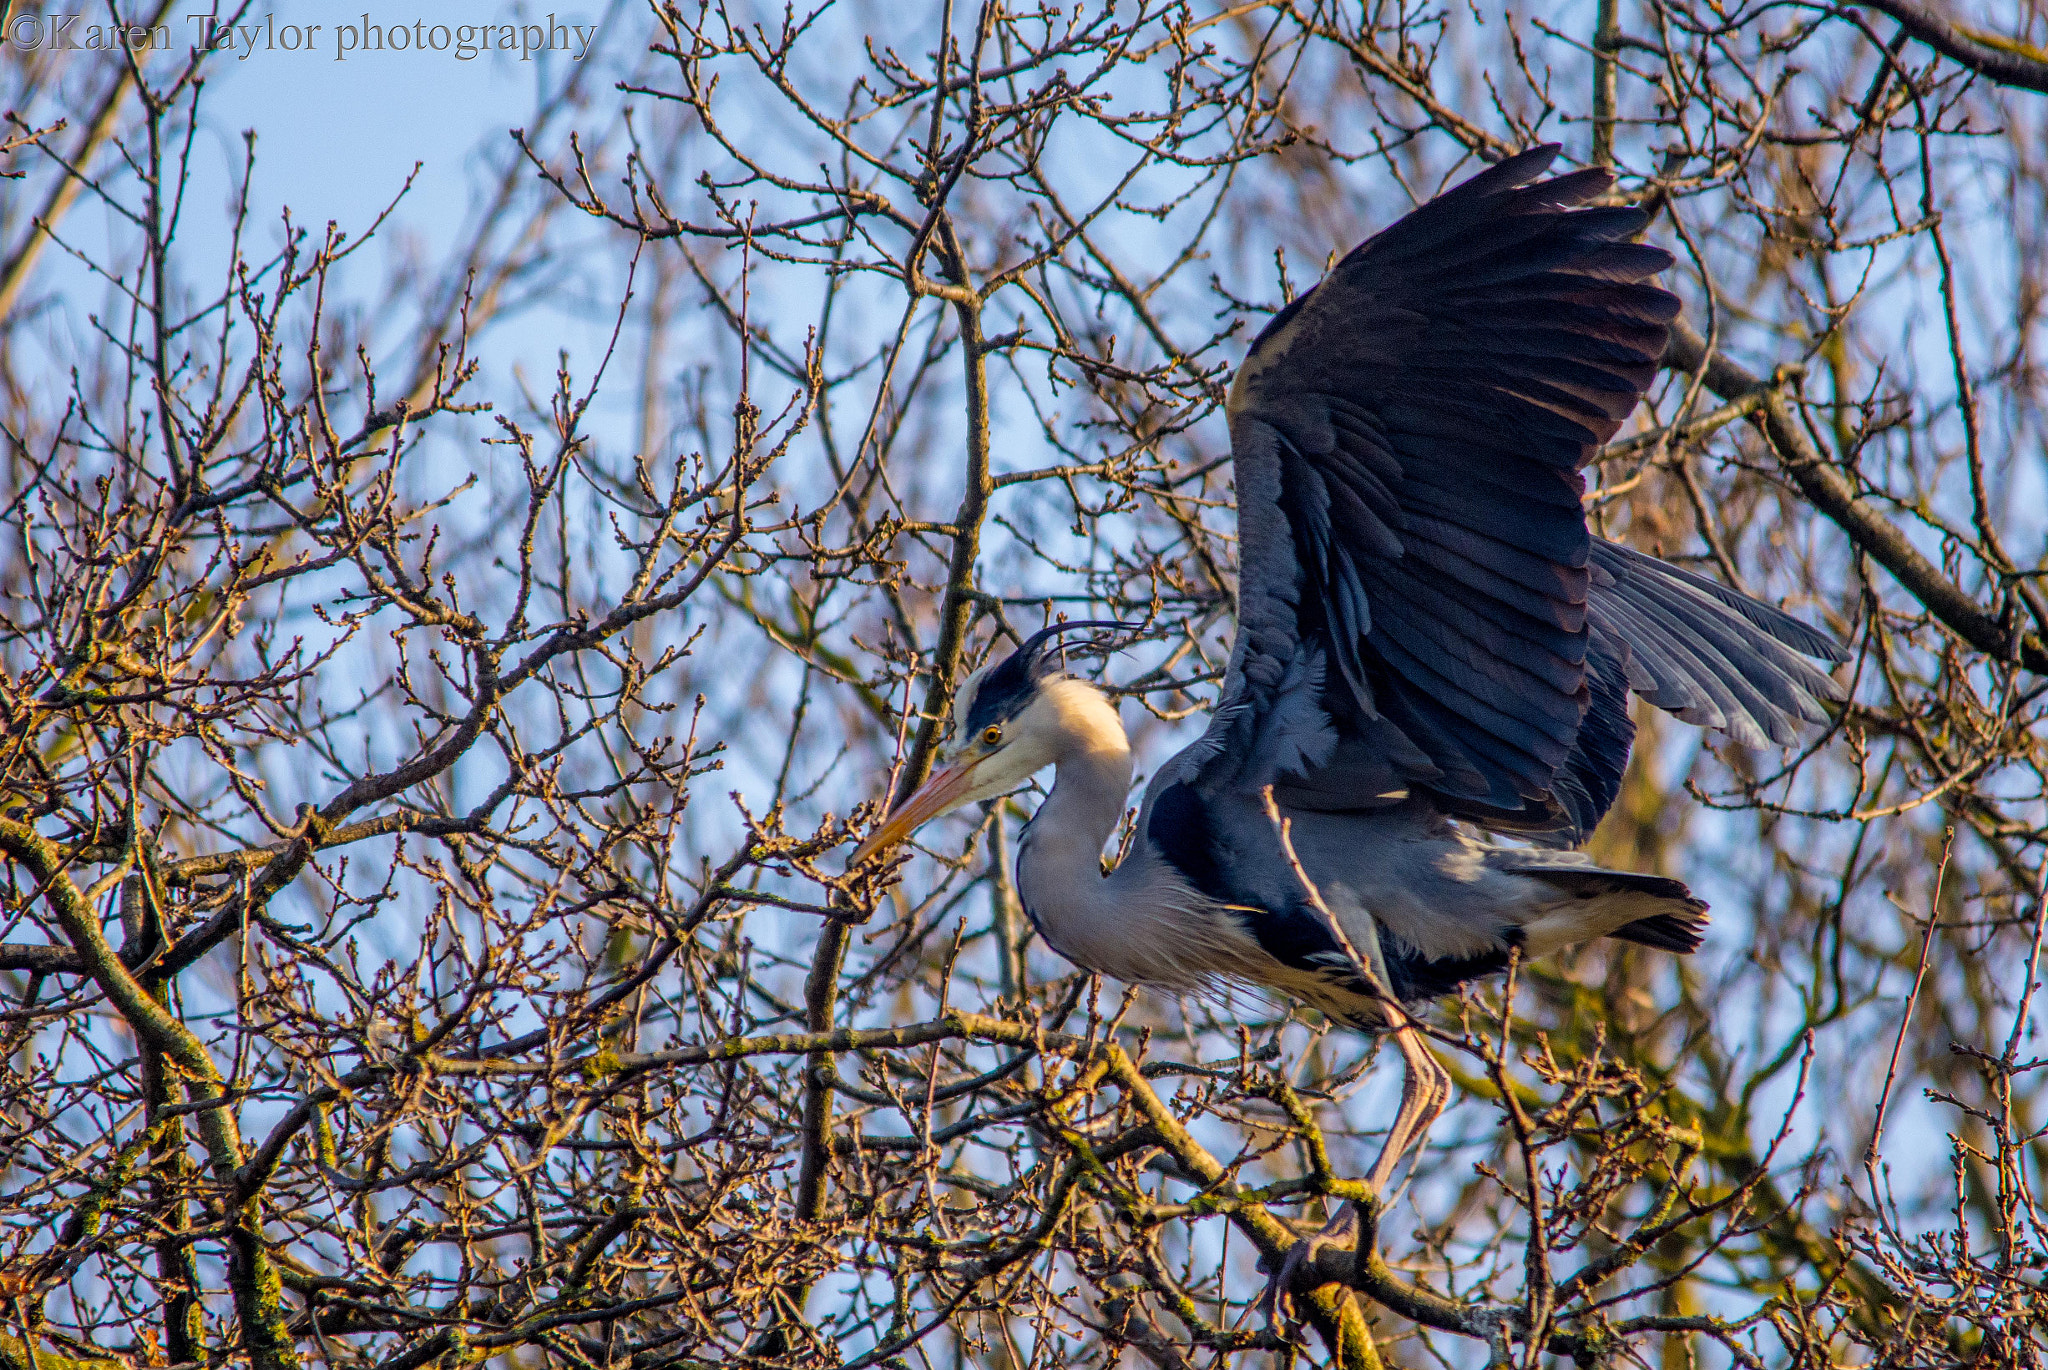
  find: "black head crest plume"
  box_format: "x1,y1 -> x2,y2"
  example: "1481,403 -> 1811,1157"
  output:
961,620 -> 1130,737
1013,620 -> 1130,678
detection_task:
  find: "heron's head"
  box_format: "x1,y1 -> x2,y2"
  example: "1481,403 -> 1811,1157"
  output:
850,622 -> 1126,865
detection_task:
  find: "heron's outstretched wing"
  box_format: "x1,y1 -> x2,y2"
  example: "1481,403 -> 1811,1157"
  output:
1502,540 -> 1848,841
1160,145 -> 1844,842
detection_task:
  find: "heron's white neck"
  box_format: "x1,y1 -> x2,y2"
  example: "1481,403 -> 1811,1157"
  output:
1012,681 -> 1211,986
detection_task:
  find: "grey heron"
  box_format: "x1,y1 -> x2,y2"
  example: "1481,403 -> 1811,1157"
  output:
852,145 -> 1845,1295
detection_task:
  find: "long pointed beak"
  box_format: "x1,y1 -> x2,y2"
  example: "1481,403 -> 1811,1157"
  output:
849,760 -> 984,866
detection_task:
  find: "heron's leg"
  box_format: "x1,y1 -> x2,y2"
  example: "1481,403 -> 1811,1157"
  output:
1366,1014 -> 1451,1193
1263,1015 -> 1449,1331
1255,789 -> 1458,1330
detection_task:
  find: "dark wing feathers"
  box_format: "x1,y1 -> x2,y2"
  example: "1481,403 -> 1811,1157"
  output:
1162,143 -> 1846,843
1599,538 -> 1847,661
1402,521 -> 1588,628
1397,440 -> 1584,510
1550,629 -> 1638,837
1369,559 -> 1584,686
1587,540 -> 1844,749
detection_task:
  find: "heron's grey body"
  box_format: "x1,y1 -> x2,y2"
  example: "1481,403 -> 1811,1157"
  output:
857,145 -> 1846,1032
992,675 -> 1722,1030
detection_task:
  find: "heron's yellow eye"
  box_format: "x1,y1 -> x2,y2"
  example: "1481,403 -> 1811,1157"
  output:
981,725 -> 1003,746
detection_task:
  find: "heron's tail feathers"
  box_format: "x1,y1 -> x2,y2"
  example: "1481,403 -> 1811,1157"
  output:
1498,862 -> 1709,957
1606,910 -> 1706,954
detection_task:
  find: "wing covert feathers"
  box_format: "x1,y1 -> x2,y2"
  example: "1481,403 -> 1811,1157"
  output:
1191,144 -> 1845,843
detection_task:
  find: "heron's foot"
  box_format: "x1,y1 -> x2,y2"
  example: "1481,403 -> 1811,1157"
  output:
1258,1200 -> 1363,1335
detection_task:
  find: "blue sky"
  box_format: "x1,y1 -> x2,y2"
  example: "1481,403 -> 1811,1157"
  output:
172,0 -> 610,239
